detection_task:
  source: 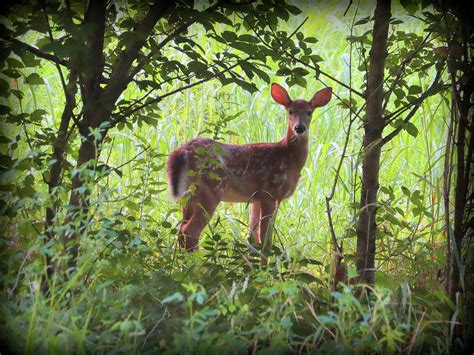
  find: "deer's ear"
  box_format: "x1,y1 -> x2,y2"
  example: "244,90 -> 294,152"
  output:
310,87 -> 332,108
271,83 -> 292,107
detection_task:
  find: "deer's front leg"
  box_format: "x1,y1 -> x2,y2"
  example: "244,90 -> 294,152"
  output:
259,199 -> 278,248
250,202 -> 261,244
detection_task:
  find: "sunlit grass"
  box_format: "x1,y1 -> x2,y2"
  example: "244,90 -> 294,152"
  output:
1,1 -> 453,352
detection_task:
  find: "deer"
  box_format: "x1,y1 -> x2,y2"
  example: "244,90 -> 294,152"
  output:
166,83 -> 332,254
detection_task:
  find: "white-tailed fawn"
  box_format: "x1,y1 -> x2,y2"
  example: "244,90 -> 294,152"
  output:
166,83 -> 332,253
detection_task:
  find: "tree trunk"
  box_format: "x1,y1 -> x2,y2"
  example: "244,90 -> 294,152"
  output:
355,0 -> 391,285
44,71 -> 77,281
449,91 -> 469,300
63,110 -> 107,268
58,1 -> 175,272
448,44 -> 473,347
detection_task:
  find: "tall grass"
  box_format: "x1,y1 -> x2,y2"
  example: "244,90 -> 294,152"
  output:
0,1 -> 453,352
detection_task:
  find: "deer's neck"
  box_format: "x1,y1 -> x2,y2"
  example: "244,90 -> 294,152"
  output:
280,125 -> 309,169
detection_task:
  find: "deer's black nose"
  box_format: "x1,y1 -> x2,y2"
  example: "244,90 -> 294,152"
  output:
295,125 -> 306,134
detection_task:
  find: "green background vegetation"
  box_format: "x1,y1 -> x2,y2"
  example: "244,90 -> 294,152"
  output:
0,0 -> 470,353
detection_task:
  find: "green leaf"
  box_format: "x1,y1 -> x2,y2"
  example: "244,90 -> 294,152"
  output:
238,34 -> 259,43
317,315 -> 335,325
299,257 -> 323,266
304,37 -> 318,43
40,41 -> 63,54
229,41 -> 254,53
21,54 -> 41,67
293,272 -> 323,285
400,0 -> 419,14
136,79 -> 161,90
276,67 -> 291,76
0,47 -> 12,63
222,31 -> 237,42
401,186 -> 411,196
187,60 -> 208,73
294,75 -> 307,88
292,67 -> 309,76
20,174 -> 35,198
404,122 -> 419,137
310,54 -> 324,64
162,292 -> 184,304
161,221 -> 172,228
239,61 -> 254,79
232,78 -> 258,93
2,69 -> 21,79
208,11 -> 233,26
286,5 -> 302,15
354,17 -> 370,26
6,57 -> 24,68
390,19 -> 404,25
408,85 -> 422,94
0,78 -> 10,94
208,171 -> 220,181
25,73 -> 44,85
0,105 -> 11,115
251,66 -> 270,83
30,109 -> 48,122
393,88 -> 405,100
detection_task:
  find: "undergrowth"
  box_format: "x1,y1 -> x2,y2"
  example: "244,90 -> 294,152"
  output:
1,217 -> 455,353
0,2 -> 457,353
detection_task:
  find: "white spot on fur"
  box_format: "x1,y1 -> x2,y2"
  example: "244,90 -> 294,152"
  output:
273,173 -> 287,185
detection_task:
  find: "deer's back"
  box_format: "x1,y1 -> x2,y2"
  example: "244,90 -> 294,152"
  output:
178,137 -> 304,202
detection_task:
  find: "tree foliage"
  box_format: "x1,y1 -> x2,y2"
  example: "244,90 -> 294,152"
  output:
0,0 -> 320,271
0,0 -> 472,352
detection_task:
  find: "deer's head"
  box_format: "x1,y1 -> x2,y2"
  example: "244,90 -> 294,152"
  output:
271,83 -> 332,137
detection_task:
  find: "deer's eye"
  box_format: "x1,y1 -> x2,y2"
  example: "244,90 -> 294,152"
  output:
288,110 -> 293,115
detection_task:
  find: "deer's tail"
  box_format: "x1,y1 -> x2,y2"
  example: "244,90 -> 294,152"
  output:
166,148 -> 188,200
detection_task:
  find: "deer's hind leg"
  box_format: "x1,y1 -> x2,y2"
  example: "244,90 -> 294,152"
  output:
250,202 -> 262,244
179,187 -> 220,251
178,205 -> 194,248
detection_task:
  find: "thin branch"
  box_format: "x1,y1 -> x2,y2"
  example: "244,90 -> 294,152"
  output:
325,2 -> 361,255
103,1 -> 176,107
118,67 -> 210,117
109,59 -> 244,126
290,53 -> 365,99
381,68 -> 444,145
343,0 -> 354,16
41,2 -> 80,126
381,32 -> 432,113
114,3 -> 308,127
384,83 -> 449,128
127,0 -> 251,81
140,309 -> 168,352
444,91 -> 455,292
0,35 -> 68,67
239,13 -> 366,123
94,145 -> 152,183
240,13 -> 365,99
